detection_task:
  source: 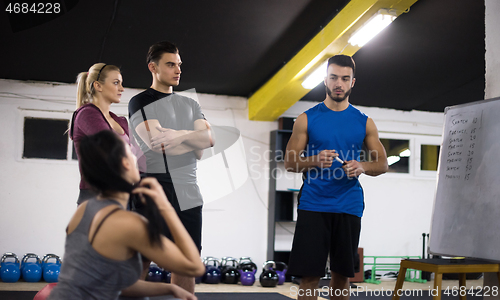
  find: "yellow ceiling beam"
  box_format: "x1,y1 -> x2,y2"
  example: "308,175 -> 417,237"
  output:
248,0 -> 419,121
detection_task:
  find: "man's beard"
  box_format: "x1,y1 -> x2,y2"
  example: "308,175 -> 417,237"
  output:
326,86 -> 352,102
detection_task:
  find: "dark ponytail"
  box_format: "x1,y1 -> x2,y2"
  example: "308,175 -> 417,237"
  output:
79,130 -> 164,248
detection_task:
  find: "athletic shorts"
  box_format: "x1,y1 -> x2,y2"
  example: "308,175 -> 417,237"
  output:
287,209 -> 361,278
133,180 -> 203,253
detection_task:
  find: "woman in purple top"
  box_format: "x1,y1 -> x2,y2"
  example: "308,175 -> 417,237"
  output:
70,63 -> 130,205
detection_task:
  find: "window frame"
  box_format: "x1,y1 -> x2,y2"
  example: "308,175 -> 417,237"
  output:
378,131 -> 442,178
414,135 -> 443,177
17,109 -> 77,164
378,132 -> 413,177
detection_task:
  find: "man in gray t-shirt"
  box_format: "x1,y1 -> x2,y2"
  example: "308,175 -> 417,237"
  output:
128,41 -> 214,294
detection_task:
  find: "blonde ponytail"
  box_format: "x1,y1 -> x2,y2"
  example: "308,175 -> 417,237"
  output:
76,71 -> 90,108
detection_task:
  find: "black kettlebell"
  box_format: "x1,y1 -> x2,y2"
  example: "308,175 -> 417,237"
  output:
238,257 -> 257,273
221,257 -> 240,284
259,260 -> 279,287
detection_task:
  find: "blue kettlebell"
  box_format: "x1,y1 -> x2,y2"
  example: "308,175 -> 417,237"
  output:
275,261 -> 288,285
42,254 -> 61,283
1,253 -> 21,283
203,257 -> 221,284
22,253 -> 42,282
238,257 -> 257,286
147,262 -> 163,282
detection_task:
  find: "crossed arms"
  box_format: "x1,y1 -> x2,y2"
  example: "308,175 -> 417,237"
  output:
135,118 -> 215,159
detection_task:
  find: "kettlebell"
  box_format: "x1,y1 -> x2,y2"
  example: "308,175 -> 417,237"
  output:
41,254 -> 58,270
203,257 -> 221,284
275,261 -> 288,285
221,257 -> 240,284
197,257 -> 211,284
42,254 -> 61,283
162,269 -> 171,283
238,257 -> 257,286
1,253 -> 21,283
22,253 -> 42,282
21,253 -> 36,275
219,257 -> 232,273
147,262 -> 163,282
259,261 -> 279,287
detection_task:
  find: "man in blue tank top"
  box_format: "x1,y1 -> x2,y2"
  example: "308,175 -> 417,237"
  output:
285,55 -> 388,300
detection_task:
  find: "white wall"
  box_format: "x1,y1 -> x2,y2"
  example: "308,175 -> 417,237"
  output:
0,78 -> 446,272
0,79 -> 275,270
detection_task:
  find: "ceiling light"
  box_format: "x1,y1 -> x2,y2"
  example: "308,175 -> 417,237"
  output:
348,9 -> 397,47
399,149 -> 411,157
387,155 -> 401,166
301,61 -> 328,89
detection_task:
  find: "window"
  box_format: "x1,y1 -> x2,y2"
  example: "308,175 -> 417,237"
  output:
22,116 -> 77,161
414,136 -> 442,177
420,144 -> 440,171
380,138 -> 410,174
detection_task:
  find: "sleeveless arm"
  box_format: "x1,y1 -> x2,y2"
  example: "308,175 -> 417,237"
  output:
344,117 -> 388,177
284,113 -> 339,172
361,117 -> 388,176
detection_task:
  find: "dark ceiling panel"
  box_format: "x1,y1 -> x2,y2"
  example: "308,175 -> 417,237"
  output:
1,0 -> 349,95
0,0 -> 486,113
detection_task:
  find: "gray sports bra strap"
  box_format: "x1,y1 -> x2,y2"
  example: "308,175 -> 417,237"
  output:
90,207 -> 122,245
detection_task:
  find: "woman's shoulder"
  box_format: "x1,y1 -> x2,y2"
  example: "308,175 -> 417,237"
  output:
74,104 -> 103,121
102,208 -> 147,233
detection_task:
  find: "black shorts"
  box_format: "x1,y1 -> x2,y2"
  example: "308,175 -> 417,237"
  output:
287,210 -> 361,278
134,180 -> 203,252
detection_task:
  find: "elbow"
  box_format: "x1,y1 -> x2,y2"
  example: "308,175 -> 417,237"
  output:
195,263 -> 206,277
284,159 -> 300,173
372,161 -> 388,176
184,261 -> 206,278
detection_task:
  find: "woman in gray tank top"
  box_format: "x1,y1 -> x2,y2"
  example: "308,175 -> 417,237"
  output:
47,130 -> 205,300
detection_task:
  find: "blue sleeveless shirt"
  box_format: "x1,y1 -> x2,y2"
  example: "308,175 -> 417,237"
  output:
299,103 -> 368,217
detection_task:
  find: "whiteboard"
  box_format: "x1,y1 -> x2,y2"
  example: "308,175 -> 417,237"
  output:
429,97 -> 500,261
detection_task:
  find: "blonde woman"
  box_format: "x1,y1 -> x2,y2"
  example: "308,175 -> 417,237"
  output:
70,63 -> 129,205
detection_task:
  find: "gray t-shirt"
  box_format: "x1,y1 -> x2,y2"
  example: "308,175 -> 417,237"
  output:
129,89 -> 206,210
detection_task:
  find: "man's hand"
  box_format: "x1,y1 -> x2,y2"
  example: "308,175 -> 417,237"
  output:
315,150 -> 339,169
343,160 -> 365,178
151,127 -> 185,151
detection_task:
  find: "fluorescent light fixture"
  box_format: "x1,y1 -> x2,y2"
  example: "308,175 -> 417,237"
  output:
301,61 -> 328,89
348,9 -> 397,47
387,155 -> 401,166
399,149 -> 411,157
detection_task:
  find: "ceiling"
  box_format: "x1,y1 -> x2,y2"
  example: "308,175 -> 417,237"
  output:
1,0 -> 485,117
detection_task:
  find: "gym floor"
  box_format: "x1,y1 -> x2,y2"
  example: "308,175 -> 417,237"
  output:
0,278 -> 484,298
